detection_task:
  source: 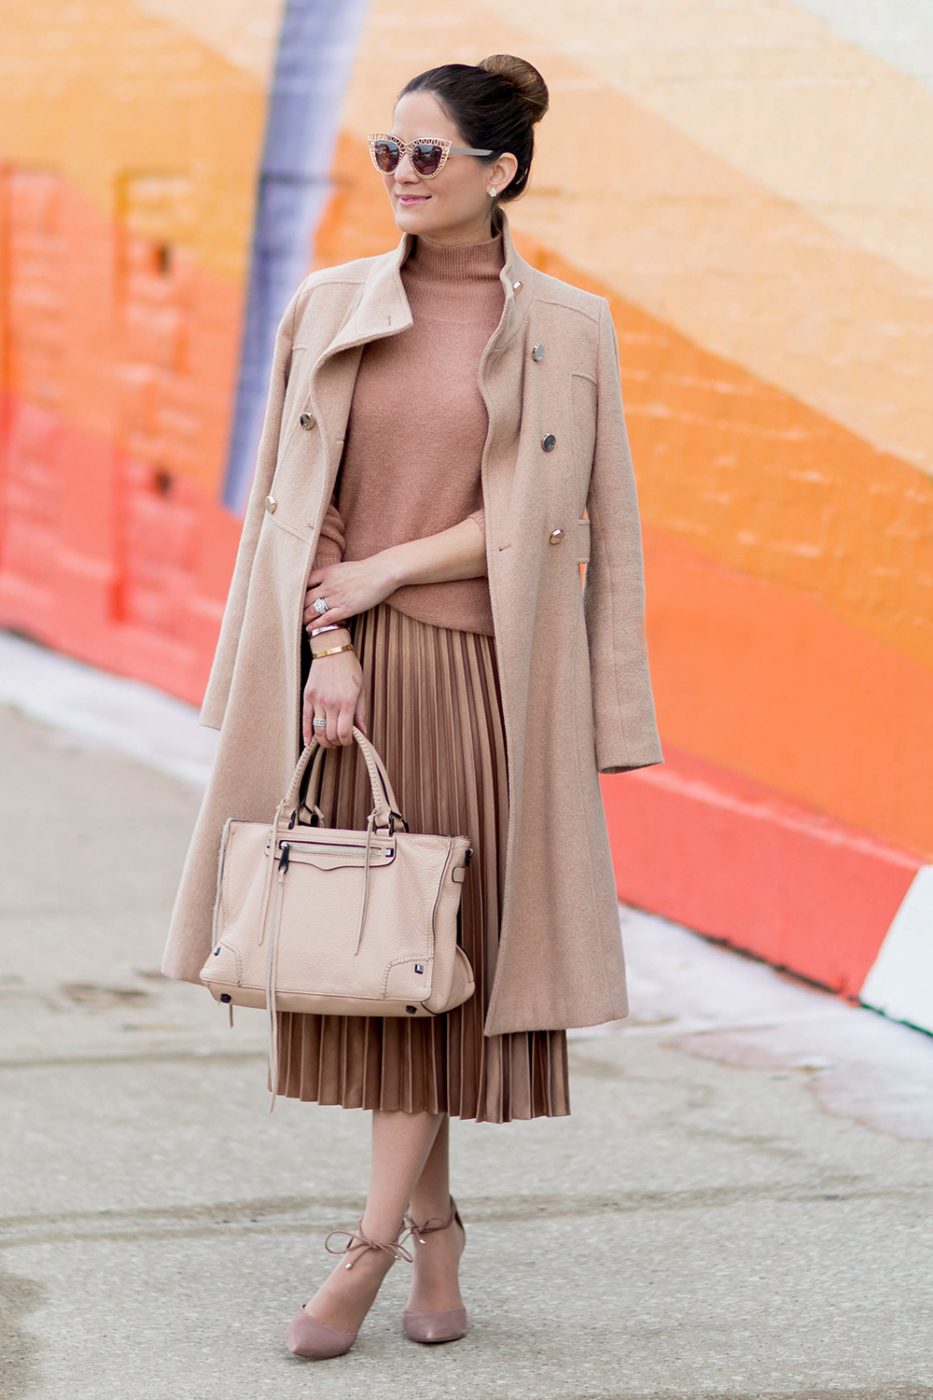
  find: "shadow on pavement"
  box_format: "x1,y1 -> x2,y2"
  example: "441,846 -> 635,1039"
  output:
0,1260 -> 44,1397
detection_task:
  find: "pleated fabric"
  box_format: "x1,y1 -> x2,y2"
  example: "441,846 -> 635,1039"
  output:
275,601 -> 570,1123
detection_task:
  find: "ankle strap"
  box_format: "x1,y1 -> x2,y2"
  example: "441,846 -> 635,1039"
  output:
403,1196 -> 458,1246
324,1219 -> 413,1270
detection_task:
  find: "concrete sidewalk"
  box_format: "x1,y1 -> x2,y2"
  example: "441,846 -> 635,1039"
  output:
2,638 -> 932,1399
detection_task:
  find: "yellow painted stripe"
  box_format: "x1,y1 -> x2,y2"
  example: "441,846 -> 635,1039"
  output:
495,0 -> 933,287
0,0 -> 268,283
129,0 -> 284,83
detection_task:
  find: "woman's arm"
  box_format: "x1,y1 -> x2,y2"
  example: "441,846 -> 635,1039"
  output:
201,289 -> 301,729
376,513 -> 487,587
301,514 -> 486,747
303,515 -> 486,632
583,299 -> 663,773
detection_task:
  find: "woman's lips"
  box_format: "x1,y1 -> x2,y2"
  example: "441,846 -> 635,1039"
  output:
397,194 -> 431,206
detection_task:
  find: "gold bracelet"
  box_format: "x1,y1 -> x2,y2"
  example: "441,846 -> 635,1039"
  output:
311,643 -> 354,660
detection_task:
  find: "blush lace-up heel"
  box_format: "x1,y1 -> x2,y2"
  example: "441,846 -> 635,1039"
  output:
285,1221 -> 413,1360
402,1197 -> 468,1344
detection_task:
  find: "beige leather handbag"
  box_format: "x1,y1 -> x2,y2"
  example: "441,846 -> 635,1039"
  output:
200,727 -> 474,1098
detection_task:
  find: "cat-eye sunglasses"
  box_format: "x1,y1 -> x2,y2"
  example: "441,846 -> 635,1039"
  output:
368,133 -> 493,179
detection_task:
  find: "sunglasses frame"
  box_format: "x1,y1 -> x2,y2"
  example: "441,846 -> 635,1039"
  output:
368,133 -> 494,179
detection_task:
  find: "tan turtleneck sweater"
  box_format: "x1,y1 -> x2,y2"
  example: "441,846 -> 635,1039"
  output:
311,231 -> 505,636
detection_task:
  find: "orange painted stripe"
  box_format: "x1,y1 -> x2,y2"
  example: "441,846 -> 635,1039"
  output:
0,0 -> 266,284
320,132 -> 933,676
514,234 -> 933,678
0,162 -> 245,698
643,524 -> 933,859
312,134 -> 399,268
314,134 -> 933,855
1,166 -> 242,496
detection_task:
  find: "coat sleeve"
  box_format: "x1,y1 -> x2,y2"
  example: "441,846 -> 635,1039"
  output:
311,492 -> 346,571
582,299 -> 663,774
199,290 -> 301,730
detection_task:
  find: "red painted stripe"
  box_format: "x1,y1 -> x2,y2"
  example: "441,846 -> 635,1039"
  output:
602,745 -> 921,997
0,389 -> 239,706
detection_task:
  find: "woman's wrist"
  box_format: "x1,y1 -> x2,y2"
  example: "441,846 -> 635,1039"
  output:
311,641 -> 355,660
309,625 -> 351,656
369,521 -> 487,593
310,645 -> 355,665
372,546 -> 407,594
309,622 -> 351,640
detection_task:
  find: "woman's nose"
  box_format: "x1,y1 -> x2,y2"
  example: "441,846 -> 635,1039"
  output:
394,151 -> 421,183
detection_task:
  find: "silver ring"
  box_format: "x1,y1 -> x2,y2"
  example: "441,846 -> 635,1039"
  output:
313,597 -> 329,616
312,717 -> 327,729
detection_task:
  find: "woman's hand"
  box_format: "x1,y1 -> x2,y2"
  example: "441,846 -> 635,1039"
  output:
304,555 -> 396,632
303,516 -> 486,631
301,518 -> 486,747
302,648 -> 367,748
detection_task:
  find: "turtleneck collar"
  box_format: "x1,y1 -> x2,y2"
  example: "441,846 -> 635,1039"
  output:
402,231 -> 505,322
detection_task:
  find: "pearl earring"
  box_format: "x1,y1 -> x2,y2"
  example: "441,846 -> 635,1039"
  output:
488,187 -> 497,197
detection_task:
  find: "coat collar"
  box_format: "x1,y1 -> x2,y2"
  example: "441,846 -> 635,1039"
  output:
319,208 -> 535,364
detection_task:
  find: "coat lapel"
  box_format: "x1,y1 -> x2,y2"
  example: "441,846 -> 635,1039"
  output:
313,210 -> 534,392
308,232 -> 413,494
308,211 -> 535,506
319,239 -> 413,362
488,210 -> 535,354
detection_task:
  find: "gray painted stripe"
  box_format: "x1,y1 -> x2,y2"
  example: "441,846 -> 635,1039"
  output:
223,0 -> 373,513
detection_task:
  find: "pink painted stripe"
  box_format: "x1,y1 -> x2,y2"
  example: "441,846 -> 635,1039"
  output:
602,745 -> 921,998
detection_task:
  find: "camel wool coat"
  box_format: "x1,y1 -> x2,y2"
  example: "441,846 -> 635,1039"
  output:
162,211 -> 663,1036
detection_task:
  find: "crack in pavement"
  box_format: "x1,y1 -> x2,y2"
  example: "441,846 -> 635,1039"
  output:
2,1183 -> 930,1251
551,1390 -> 933,1400
0,1047 -> 267,1071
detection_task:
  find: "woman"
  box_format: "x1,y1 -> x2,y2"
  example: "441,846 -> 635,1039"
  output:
163,54 -> 662,1359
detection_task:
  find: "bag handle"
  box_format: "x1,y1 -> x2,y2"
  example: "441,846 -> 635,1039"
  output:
293,743 -> 327,827
281,727 -> 405,833
362,740 -> 409,831
264,728 -> 407,1109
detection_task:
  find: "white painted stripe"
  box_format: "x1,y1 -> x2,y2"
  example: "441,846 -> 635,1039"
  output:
0,631 -> 218,788
792,0 -> 933,91
860,866 -> 933,1033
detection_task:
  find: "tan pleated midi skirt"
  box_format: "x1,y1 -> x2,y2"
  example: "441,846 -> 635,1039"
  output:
275,601 -> 570,1123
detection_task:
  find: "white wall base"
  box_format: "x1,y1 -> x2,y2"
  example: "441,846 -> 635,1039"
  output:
860,866 -> 933,1033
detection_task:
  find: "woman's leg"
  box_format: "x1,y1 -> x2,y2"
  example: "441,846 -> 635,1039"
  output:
362,1109 -> 444,1239
406,1117 -> 466,1314
304,1109 -> 443,1331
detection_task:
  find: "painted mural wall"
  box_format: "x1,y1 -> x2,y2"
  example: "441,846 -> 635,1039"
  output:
1,1 -> 930,1023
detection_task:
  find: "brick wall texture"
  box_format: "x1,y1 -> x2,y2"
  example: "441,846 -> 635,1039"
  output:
1,0 -> 930,991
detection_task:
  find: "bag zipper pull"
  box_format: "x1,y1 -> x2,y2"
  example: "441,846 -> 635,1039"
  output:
278,841 -> 290,873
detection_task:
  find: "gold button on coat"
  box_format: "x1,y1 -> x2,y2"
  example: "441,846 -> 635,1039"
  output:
299,412 -> 315,430
532,343 -> 544,361
549,528 -> 565,544
264,495 -> 277,514
542,433 -> 556,451
512,280 -> 523,292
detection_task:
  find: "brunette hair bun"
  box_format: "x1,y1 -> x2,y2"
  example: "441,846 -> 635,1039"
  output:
478,55 -> 549,126
399,56 -> 550,202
